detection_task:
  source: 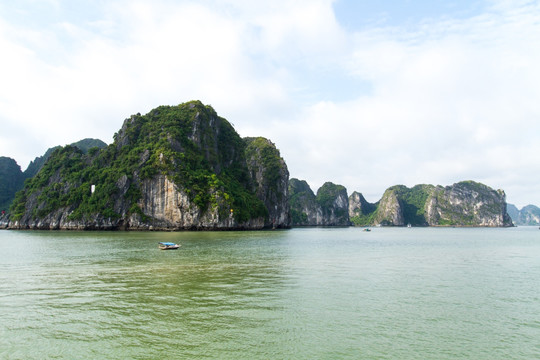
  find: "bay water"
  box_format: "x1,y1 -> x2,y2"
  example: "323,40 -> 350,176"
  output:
0,227 -> 539,359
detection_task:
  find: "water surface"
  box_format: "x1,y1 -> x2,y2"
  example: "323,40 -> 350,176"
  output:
1,227 -> 539,359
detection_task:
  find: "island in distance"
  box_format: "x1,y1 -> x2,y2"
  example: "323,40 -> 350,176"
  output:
0,100 -> 516,230
289,179 -> 513,227
506,204 -> 540,226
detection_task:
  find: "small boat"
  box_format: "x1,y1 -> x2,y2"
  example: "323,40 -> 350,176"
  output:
158,242 -> 180,250
363,228 -> 371,232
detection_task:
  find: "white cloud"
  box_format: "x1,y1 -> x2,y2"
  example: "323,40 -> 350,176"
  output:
268,1 -> 540,207
1,0 -> 540,207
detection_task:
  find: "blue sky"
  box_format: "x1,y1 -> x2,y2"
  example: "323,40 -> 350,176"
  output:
1,0 -> 540,208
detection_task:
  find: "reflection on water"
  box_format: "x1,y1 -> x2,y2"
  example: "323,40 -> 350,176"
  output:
1,227 -> 539,359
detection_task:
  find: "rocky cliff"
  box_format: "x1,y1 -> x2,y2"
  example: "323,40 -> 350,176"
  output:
351,181 -> 513,227
7,101 -> 289,230
424,181 -> 513,226
316,182 -> 350,226
506,204 -> 539,226
348,191 -> 377,226
289,179 -> 349,226
0,157 -> 25,212
289,178 -> 320,225
244,137 -> 290,228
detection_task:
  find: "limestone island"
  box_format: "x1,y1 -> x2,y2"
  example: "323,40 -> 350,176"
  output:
0,100 -> 513,230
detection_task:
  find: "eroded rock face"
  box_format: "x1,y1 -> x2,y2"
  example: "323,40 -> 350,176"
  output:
373,189 -> 405,226
369,181 -> 513,227
317,182 -> 349,226
289,179 -> 350,226
244,137 -> 290,228
348,192 -> 377,219
289,179 -> 319,226
0,157 -> 25,213
132,175 -> 261,230
424,182 -> 513,226
508,204 -> 540,225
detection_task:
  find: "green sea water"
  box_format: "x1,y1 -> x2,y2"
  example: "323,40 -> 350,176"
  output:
0,227 -> 539,359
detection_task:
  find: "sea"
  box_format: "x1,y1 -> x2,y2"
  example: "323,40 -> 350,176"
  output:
0,227 -> 539,359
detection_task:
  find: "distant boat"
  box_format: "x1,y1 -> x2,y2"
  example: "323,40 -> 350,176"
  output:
158,242 -> 180,250
363,228 -> 371,232
407,223 -> 412,228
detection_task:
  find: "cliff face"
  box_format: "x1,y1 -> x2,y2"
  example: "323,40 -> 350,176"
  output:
244,137 -> 290,228
348,191 -> 377,226
316,182 -> 350,226
368,181 -> 513,227
373,188 -> 405,226
289,179 -> 349,226
8,101 -> 289,230
0,157 -> 25,212
289,178 -> 320,226
424,182 -> 513,226
507,204 -> 540,225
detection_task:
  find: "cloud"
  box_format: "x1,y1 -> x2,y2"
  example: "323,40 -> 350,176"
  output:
0,0 -> 297,166
270,0 -> 540,207
1,0 -> 539,207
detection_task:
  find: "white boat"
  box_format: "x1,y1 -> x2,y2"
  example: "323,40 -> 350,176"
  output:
158,242 -> 180,250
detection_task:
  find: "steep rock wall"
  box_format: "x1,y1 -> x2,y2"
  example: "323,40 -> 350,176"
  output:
245,137 -> 290,228
373,189 -> 405,226
424,182 -> 513,226
289,179 -> 350,226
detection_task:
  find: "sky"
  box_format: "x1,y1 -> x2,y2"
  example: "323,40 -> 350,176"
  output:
1,0 -> 540,208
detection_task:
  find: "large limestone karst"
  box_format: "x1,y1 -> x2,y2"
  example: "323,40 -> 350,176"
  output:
507,204 -> 540,225
350,181 -> 513,227
289,178 -> 319,225
424,181 -> 513,226
348,191 -> 377,226
289,179 -> 350,226
244,137 -> 290,228
8,101 -> 290,230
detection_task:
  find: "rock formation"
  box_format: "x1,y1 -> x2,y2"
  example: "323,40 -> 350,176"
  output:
504,204 -> 539,226
289,179 -> 349,226
244,137 -> 290,228
350,181 -> 513,227
7,101 -> 290,230
316,182 -> 350,226
289,178 -> 320,225
348,191 -> 377,226
0,157 -> 25,212
423,181 -> 513,226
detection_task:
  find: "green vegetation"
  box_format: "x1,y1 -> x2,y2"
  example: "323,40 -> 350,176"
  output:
23,139 -> 106,179
316,182 -> 348,220
10,101 -> 269,224
245,137 -> 285,196
390,184 -> 433,225
350,212 -> 376,227
349,192 -> 377,226
288,179 -> 316,225
0,157 -> 25,212
23,146 -> 60,179
290,208 -> 308,225
316,182 -> 344,209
